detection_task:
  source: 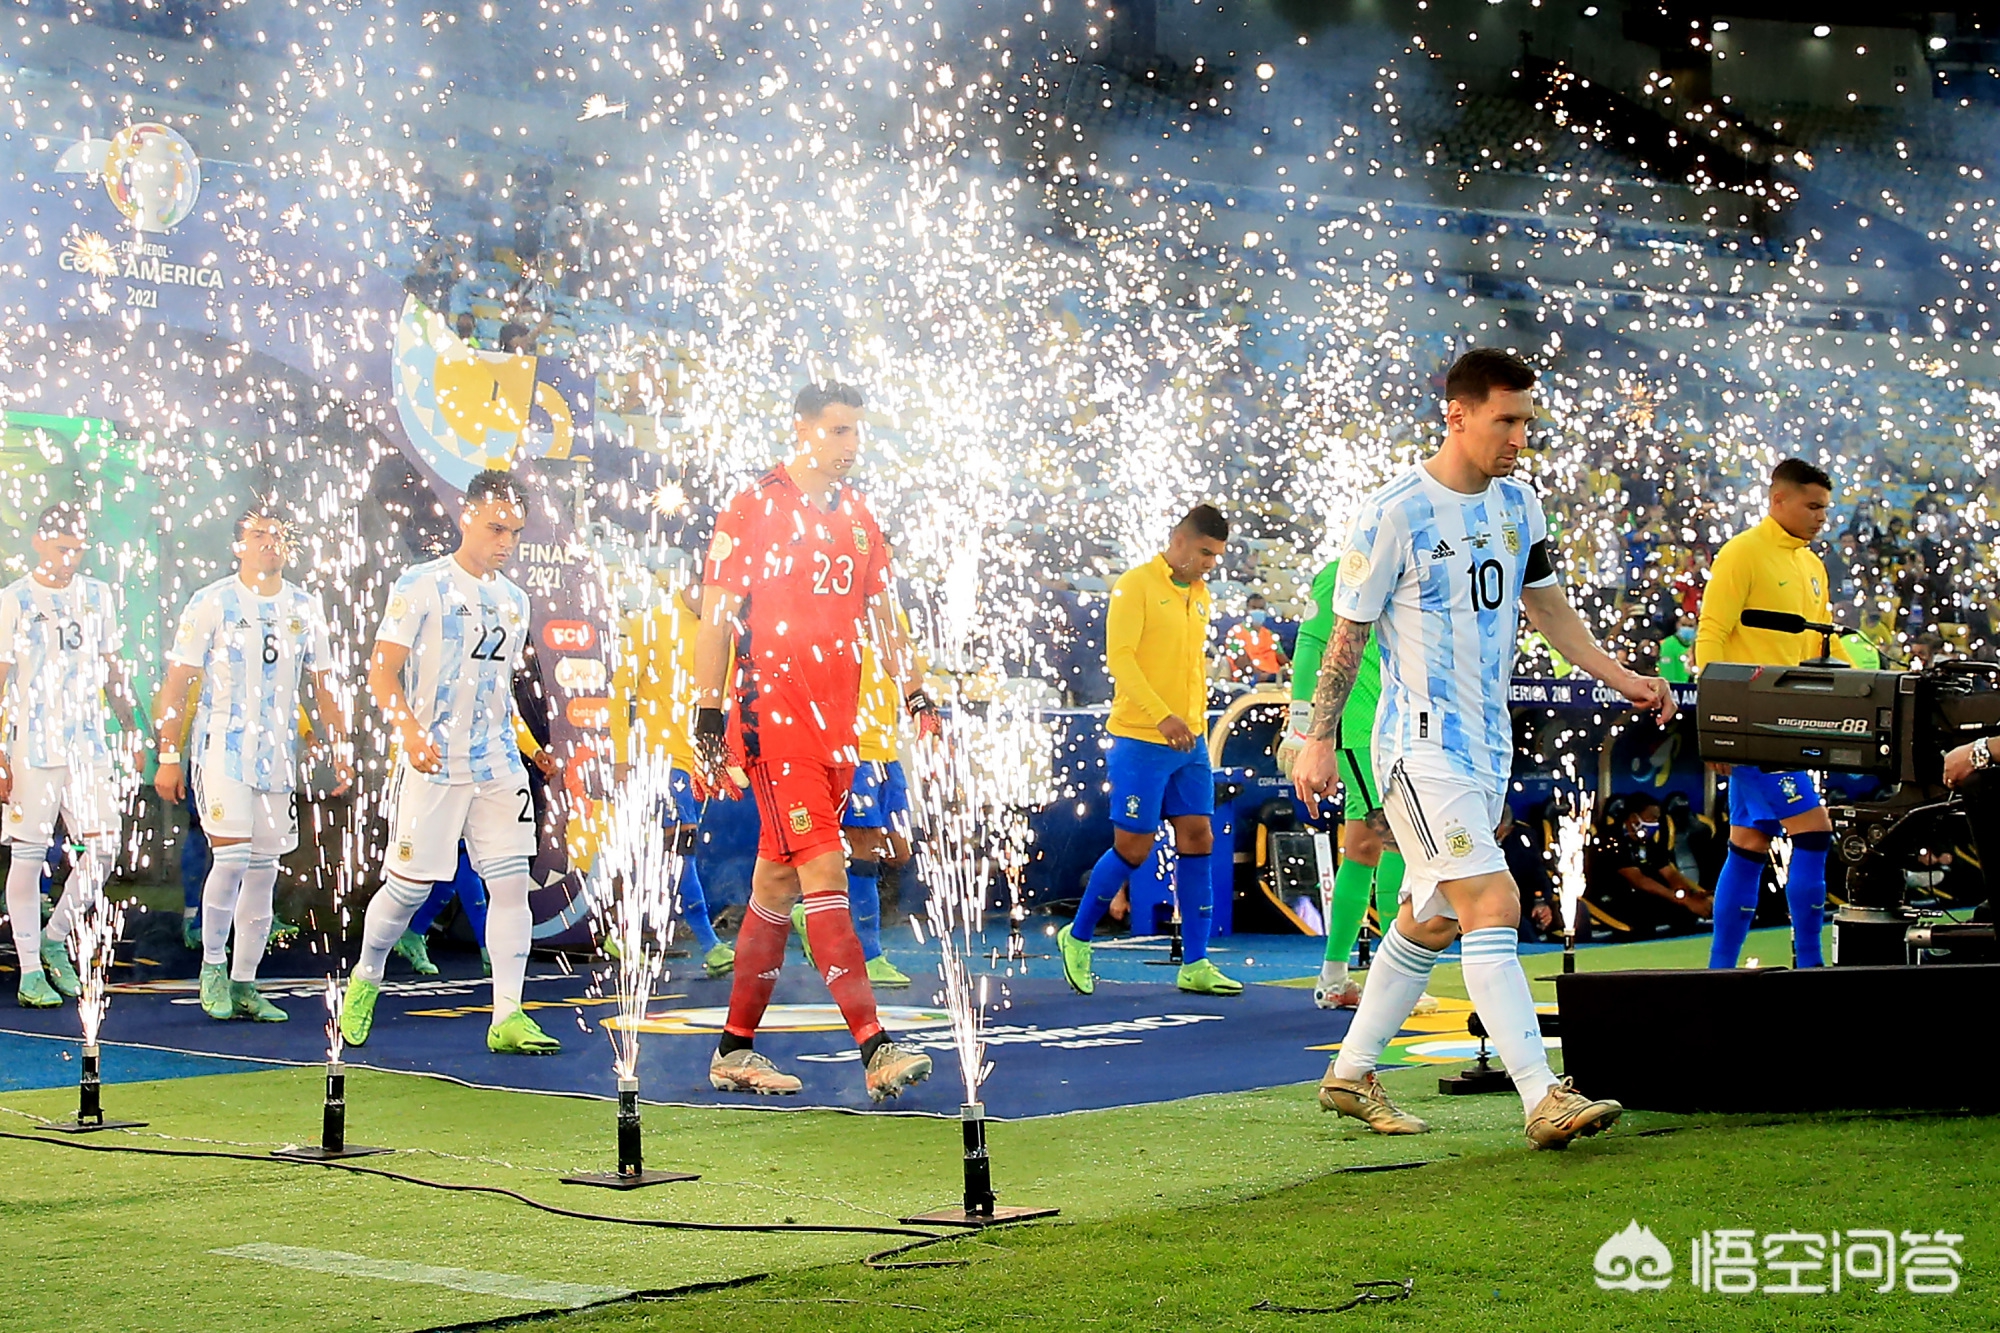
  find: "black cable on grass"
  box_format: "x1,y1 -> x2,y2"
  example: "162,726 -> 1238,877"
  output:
407,1274 -> 771,1333
1252,1278 -> 1415,1315
863,1231 -> 987,1270
0,1130 -> 939,1239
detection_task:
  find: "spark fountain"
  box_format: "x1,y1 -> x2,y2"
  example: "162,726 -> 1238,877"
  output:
563,736 -> 697,1189
1556,802 -> 1592,976
47,767 -> 143,1134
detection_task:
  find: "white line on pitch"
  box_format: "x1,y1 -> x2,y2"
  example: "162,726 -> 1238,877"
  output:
210,1243 -> 631,1307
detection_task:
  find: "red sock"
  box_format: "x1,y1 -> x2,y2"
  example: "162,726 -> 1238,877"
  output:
722,899 -> 792,1040
802,890 -> 883,1047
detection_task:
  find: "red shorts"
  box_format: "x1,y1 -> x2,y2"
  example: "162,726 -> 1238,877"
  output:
747,757 -> 854,867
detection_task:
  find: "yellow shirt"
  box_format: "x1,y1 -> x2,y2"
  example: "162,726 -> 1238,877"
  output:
611,593 -> 699,767
856,640 -> 900,763
1106,554 -> 1211,742
1696,515 -> 1850,670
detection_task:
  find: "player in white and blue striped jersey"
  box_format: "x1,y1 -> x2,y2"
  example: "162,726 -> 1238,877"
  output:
340,469 -> 562,1056
1291,348 -> 1676,1150
0,501 -> 140,1010
152,511 -> 351,1024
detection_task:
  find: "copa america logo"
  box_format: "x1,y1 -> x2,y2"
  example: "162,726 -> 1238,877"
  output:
54,123 -> 203,233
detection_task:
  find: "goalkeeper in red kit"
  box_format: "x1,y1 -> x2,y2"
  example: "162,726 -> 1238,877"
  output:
693,380 -> 941,1101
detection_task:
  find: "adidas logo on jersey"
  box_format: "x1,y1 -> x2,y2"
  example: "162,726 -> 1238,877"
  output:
1431,540 -> 1456,558
450,604 -> 473,616
236,618 -> 253,628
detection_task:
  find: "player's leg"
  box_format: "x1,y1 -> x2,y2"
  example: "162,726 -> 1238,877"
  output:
1709,769 -> 1776,969
1777,779 -> 1832,968
395,877 -> 454,976
1161,746 -> 1237,994
42,769 -> 122,1001
181,791 -> 209,950
665,766 -> 727,969
191,767 -> 254,1018
222,791 -> 293,1022
343,770 -> 461,1046
5,766 -> 64,1005
711,762 -> 810,1093
838,764 -> 905,983
1319,749 -> 1382,1005
468,775 -> 557,1053
1060,737 -> 1168,995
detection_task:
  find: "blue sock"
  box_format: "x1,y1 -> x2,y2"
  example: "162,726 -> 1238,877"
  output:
408,879 -> 456,937
1174,853 -> 1214,964
1708,843 -> 1764,969
1787,831 -> 1831,969
457,873 -> 490,945
1073,846 -> 1144,942
848,860 -> 883,961
677,855 -> 721,952
181,800 -> 210,913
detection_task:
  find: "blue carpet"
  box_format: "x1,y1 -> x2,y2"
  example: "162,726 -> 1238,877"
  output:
0,1029 -> 280,1092
0,936 -> 1355,1119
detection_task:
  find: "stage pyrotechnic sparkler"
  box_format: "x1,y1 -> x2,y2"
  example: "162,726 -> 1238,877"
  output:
1556,802 -> 1590,976
563,733 -> 697,1188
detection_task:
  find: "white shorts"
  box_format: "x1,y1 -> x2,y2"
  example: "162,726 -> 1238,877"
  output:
191,764 -> 299,854
1379,754 -> 1510,923
383,761 -> 536,883
2,763 -> 120,847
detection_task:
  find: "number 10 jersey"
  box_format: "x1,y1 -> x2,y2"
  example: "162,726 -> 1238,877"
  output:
377,555 -> 531,784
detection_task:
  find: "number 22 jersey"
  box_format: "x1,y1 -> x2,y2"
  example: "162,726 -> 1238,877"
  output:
1331,465 -> 1556,790
377,556 -> 531,784
706,465 -> 891,764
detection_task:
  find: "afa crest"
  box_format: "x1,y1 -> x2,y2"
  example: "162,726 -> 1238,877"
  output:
851,524 -> 871,556
1445,825 -> 1474,858
789,805 -> 814,835
286,616 -> 306,635
397,837 -> 414,861
1502,524 -> 1521,556
708,530 -> 735,565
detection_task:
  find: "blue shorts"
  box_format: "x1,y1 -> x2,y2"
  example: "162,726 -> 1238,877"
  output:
845,760 -> 910,831
661,765 -> 703,827
1106,735 -> 1213,833
1727,766 -> 1822,834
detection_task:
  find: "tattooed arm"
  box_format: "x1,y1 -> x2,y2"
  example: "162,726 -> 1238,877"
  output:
1291,616 -> 1374,806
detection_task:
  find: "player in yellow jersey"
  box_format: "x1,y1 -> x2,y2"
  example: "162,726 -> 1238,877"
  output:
612,569 -> 734,977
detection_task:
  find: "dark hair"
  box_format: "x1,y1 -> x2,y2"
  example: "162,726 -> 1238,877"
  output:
234,507 -> 285,544
1444,347 -> 1536,405
794,380 -> 864,421
1771,458 -> 1832,491
465,468 -> 527,509
1177,503 -> 1229,542
35,500 -> 87,540
497,321 -> 532,352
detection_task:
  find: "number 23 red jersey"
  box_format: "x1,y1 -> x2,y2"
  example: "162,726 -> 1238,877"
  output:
705,465 -> 891,763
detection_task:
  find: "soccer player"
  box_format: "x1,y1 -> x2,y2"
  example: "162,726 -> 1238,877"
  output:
795,635 -> 917,987
693,380 -> 937,1101
152,511 -> 351,1022
1277,564 -> 1406,1011
610,566 -> 733,978
1058,503 -> 1242,998
339,468 -> 563,1055
1695,458 -> 1846,971
0,502 -> 139,1009
1291,348 -> 1674,1150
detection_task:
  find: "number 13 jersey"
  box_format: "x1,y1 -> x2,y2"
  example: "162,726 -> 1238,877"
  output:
377,556 -> 531,784
706,465 -> 891,764
0,573 -> 121,770
1331,465 -> 1556,790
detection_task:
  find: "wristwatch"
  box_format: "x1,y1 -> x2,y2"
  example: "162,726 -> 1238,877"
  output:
1972,739 -> 1994,771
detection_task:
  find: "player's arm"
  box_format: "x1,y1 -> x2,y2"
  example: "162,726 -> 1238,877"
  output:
1288,616 -> 1372,803
1521,579 -> 1677,725
305,668 -> 354,795
0,659 -> 13,802
865,588 -> 939,739
690,583 -> 745,783
1693,542 -> 1748,670
609,613 -> 641,781
150,661 -> 204,801
1815,557 -> 1853,664
513,638 -> 558,779
1104,574 -> 1189,747
102,654 -> 141,736
368,640 -> 441,774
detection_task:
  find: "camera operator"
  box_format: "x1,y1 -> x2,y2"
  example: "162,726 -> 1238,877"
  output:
1696,459 -> 1849,970
1943,736 -> 2000,914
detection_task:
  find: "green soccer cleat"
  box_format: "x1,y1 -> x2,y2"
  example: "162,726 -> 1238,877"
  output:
39,939 -> 81,999
230,981 -> 289,1023
703,941 -> 736,978
602,933 -> 623,961
791,902 -> 813,971
182,914 -> 201,952
487,1009 -> 561,1055
479,948 -> 492,977
1057,924 -> 1094,996
16,970 -> 62,1009
392,930 -> 439,976
199,962 -> 234,1019
1176,958 -> 1244,996
865,955 -> 911,987
267,916 -> 300,947
339,972 -> 380,1047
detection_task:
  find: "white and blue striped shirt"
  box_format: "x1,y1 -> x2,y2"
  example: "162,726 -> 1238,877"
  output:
377,556 -> 530,785
0,573 -> 121,770
1331,465 -> 1555,789
168,575 -> 332,792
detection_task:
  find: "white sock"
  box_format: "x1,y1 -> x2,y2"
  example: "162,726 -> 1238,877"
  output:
355,872 -> 432,983
6,853 -> 46,975
1318,959 -> 1349,988
200,844 -> 254,967
482,856 -> 533,1024
1459,926 -> 1558,1118
230,854 -> 280,983
43,877 -> 80,944
1331,924 -> 1442,1083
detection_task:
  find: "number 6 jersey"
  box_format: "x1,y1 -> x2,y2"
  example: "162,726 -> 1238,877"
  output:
377,555 -> 531,784
0,573 -> 121,770
168,575 -> 334,791
705,465 -> 891,764
1331,466 -> 1557,790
